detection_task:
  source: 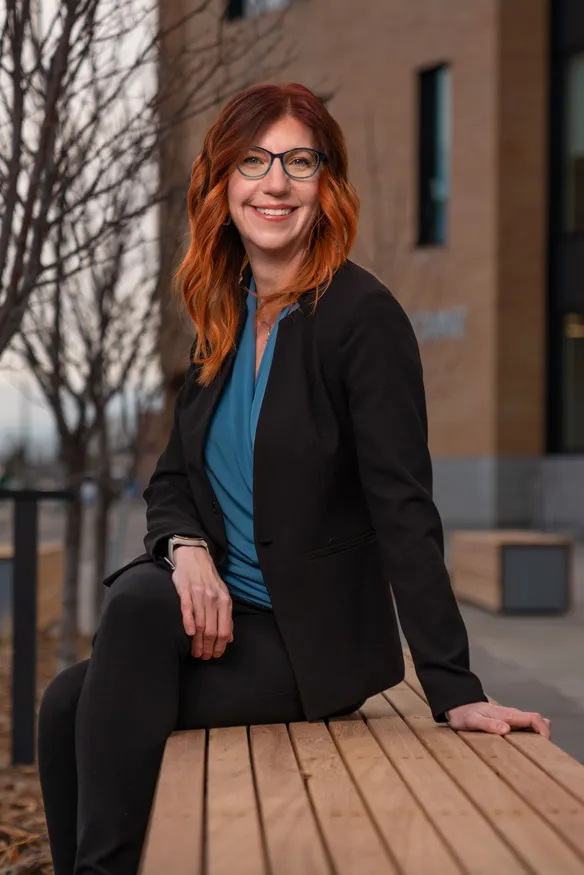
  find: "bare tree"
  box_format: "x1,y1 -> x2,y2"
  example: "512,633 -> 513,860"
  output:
3,0 -> 292,665
0,0 -> 292,357
86,219 -> 164,626
13,199 -> 163,666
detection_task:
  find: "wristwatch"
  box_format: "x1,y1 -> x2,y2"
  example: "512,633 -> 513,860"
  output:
166,535 -> 209,570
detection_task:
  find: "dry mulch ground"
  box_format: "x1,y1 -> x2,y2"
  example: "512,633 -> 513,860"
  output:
0,633 -> 90,875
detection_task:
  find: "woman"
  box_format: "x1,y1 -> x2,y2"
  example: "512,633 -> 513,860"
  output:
38,83 -> 551,875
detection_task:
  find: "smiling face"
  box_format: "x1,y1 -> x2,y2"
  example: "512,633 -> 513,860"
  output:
227,115 -> 322,260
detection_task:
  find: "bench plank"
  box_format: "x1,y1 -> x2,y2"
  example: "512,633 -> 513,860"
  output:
289,720 -> 398,874
207,726 -> 267,875
139,730 -> 205,875
361,693 -> 529,875
328,712 -> 464,875
387,679 -> 584,875
403,651 -> 584,807
505,734 -> 584,806
463,729 -> 584,860
139,648 -> 583,874
250,724 -> 331,875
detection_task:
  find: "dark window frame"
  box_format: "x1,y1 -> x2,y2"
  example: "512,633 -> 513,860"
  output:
225,0 -> 289,20
562,51 -> 584,235
547,0 -> 584,453
416,62 -> 451,247
225,0 -> 244,19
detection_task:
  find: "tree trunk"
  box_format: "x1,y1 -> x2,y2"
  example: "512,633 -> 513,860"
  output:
93,473 -> 114,627
59,462 -> 85,670
93,407 -> 116,627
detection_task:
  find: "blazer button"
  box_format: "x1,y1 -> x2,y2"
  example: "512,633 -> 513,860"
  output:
211,500 -> 218,514
259,538 -> 273,546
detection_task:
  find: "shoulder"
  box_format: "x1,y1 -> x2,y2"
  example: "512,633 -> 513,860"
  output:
313,259 -> 416,345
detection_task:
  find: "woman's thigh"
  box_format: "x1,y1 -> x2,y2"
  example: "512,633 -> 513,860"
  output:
176,600 -> 305,729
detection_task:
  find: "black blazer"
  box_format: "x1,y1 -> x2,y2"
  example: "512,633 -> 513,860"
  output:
104,259 -> 488,722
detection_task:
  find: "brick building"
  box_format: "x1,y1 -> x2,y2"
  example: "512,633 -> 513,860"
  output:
154,0 -> 584,532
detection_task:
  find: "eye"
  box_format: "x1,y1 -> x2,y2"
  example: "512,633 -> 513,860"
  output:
284,150 -> 318,174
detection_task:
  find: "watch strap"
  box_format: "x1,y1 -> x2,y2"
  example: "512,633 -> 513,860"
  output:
167,535 -> 209,569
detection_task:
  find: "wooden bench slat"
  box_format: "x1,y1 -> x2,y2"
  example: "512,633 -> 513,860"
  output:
207,726 -> 267,875
140,648 -> 582,874
328,712 -> 464,875
385,684 -> 584,875
504,734 -> 584,806
289,720 -> 398,875
403,651 -> 584,808
250,724 -> 332,875
361,694 -> 530,875
138,730 -> 206,875
462,729 -> 584,861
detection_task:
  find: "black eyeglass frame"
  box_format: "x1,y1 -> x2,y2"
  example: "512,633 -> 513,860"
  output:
236,147 -> 327,180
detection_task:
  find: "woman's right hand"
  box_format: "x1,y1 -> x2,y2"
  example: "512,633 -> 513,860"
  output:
171,546 -> 234,659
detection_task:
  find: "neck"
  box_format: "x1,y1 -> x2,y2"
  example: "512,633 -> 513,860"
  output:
245,245 -> 305,299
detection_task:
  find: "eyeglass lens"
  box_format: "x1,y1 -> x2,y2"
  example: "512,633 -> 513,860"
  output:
237,147 -> 320,178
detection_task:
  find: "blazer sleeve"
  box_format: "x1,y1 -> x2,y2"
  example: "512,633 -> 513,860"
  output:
142,364 -> 216,563
340,287 -> 488,723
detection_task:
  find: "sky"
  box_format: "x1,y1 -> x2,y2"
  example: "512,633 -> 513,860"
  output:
0,371 -> 57,456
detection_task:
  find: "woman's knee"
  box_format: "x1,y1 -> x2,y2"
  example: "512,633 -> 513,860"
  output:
100,563 -> 182,635
39,660 -> 89,734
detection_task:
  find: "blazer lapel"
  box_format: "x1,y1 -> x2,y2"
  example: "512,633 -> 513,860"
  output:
179,263 -> 318,556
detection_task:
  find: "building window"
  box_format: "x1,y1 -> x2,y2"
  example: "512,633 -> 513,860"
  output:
564,52 -> 584,233
417,64 -> 451,246
561,312 -> 584,451
226,0 -> 289,19
226,0 -> 244,18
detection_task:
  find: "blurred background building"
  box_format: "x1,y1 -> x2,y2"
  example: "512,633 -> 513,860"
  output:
156,0 -> 584,534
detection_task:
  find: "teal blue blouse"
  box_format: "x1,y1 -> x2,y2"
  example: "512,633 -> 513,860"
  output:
203,277 -> 298,608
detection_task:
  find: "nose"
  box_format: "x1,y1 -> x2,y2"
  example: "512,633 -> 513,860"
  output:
262,157 -> 291,194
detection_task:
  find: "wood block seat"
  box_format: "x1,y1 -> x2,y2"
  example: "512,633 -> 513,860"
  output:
138,649 -> 584,875
450,529 -> 573,614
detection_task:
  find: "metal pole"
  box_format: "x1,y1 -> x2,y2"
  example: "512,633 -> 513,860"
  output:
12,497 -> 38,765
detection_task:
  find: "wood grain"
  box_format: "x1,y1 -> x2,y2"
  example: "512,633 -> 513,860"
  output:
139,730 -> 206,875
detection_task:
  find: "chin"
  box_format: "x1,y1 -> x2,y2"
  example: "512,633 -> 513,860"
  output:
245,232 -> 300,253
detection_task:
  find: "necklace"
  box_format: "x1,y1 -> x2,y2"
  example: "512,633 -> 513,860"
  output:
260,320 -> 273,338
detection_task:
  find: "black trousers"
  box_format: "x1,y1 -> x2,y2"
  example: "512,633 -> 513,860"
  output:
38,563 -> 363,875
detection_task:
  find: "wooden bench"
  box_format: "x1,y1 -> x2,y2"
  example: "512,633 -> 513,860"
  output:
450,530 -> 573,614
138,648 -> 584,875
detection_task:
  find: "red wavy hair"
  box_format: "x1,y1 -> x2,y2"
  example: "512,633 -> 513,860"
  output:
174,82 -> 360,386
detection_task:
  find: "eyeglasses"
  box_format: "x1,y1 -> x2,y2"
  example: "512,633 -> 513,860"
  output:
236,146 -> 327,180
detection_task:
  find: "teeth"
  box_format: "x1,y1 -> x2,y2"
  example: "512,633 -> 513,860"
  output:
256,207 -> 293,216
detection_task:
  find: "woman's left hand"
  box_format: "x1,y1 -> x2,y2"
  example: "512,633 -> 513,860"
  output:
446,702 -> 552,739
